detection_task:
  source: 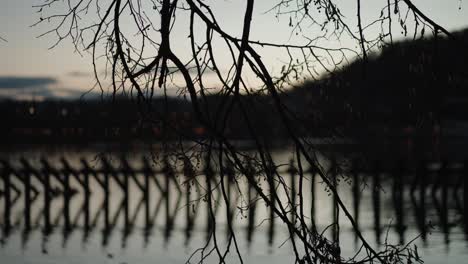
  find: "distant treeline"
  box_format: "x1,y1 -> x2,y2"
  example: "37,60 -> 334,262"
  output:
0,96 -> 293,143
288,28 -> 468,135
1,29 -> 467,144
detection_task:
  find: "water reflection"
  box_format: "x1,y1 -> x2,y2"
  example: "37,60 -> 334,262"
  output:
0,151 -> 467,262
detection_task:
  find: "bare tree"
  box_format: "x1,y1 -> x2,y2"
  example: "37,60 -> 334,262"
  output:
31,0 -> 459,263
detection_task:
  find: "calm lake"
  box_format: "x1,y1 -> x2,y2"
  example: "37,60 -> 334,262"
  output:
0,143 -> 467,264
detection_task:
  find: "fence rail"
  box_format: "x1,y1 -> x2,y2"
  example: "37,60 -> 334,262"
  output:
0,156 -> 467,249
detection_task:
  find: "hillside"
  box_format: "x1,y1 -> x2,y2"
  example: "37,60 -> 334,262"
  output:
287,29 -> 468,131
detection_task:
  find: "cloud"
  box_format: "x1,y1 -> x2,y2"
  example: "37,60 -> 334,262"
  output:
52,87 -> 101,100
0,85 -> 101,101
0,75 -> 101,101
0,76 -> 57,89
68,71 -> 92,78
0,86 -> 54,101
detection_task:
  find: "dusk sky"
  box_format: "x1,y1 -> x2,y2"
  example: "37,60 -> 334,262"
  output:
1,0 -> 467,100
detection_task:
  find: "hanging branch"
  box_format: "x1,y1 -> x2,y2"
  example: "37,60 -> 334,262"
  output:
30,0 -> 455,263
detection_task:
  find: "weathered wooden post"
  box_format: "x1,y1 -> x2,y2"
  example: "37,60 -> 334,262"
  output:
203,155 -> 215,239
393,159 -> 406,244
102,156 -> 126,231
101,158 -> 110,232
41,159 -> 51,232
440,160 -> 449,243
80,158 -> 95,231
267,160 -> 276,245
122,156 -> 145,235
417,159 -> 427,241
308,163 -> 318,230
464,160 -> 468,235
60,159 -> 71,231
141,157 -> 153,230
225,159 -> 235,236
183,156 -> 196,244
162,156 -> 173,242
24,161 -> 31,230
41,157 -> 72,231
351,158 -> 360,244
246,158 -> 256,245
371,159 -> 381,244
122,158 -> 129,230
330,157 -> 339,244
287,158 -> 297,224
82,160 -> 90,231
1,160 -> 11,231
143,159 -> 150,229
20,158 -> 49,233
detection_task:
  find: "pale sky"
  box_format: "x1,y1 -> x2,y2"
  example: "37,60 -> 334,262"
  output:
0,0 -> 467,100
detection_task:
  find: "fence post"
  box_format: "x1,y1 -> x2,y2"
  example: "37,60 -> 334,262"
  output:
308,163 -> 317,230
225,159 -> 235,236
393,159 -> 406,244
440,160 -> 449,243
163,157 -> 173,242
417,159 -> 427,241
351,158 -> 360,244
183,156 -> 195,243
102,158 -> 110,232
83,160 -> 90,230
287,158 -> 297,224
267,161 -> 276,245
464,160 -> 468,235
203,155 -> 215,238
59,159 -> 71,231
1,161 -> 11,231
123,158 -> 129,231
141,157 -> 151,230
371,160 -> 381,244
246,158 -> 256,244
330,157 -> 339,244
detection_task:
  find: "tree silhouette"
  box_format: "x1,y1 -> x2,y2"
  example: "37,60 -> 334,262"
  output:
32,0 -> 460,263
